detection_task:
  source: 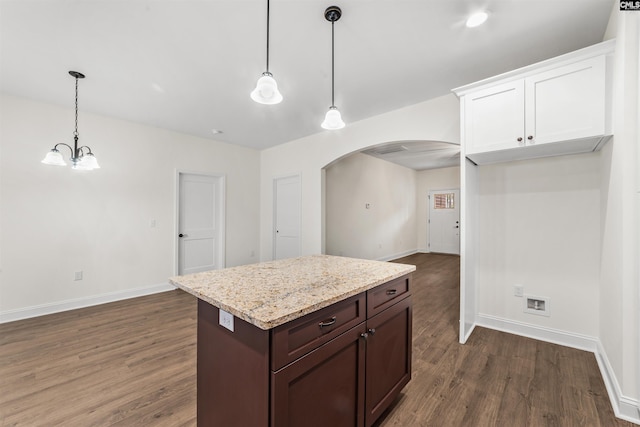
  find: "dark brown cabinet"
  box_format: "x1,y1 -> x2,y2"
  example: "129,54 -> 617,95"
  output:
196,273 -> 412,427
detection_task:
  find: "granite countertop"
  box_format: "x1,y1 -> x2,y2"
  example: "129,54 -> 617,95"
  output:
169,254 -> 416,330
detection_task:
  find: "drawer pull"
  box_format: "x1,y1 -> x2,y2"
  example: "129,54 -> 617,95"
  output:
386,289 -> 398,296
318,316 -> 337,328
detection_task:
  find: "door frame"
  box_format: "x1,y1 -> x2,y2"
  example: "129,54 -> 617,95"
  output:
427,188 -> 461,254
272,173 -> 302,260
174,170 -> 226,275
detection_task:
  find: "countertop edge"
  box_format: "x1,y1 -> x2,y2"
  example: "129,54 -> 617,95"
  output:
171,265 -> 415,330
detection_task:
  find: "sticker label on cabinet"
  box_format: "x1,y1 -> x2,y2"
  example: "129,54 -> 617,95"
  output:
219,309 -> 235,332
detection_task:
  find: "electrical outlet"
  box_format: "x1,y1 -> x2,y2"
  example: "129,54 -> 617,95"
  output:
219,309 -> 234,332
514,284 -> 524,297
74,271 -> 83,281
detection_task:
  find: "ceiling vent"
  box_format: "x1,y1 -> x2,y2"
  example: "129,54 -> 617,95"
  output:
364,145 -> 408,156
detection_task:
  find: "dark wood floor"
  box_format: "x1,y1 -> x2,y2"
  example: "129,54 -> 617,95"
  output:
0,253 -> 631,426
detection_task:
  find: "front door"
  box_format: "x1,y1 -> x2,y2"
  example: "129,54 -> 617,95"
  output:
428,189 -> 460,255
177,172 -> 225,275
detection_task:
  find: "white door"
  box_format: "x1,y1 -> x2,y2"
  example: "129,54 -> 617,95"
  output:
177,173 -> 225,275
274,174 -> 301,260
428,189 -> 460,255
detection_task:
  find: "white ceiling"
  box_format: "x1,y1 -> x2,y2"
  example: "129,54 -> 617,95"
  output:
1,0 -> 613,158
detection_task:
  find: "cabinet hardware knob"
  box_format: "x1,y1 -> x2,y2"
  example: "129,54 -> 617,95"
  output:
179,233 -> 188,238
386,289 -> 397,296
368,328 -> 376,335
318,317 -> 337,328
527,135 -> 534,140
517,137 -> 523,142
360,332 -> 368,340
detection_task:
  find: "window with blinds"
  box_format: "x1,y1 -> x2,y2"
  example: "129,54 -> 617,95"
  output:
434,193 -> 455,209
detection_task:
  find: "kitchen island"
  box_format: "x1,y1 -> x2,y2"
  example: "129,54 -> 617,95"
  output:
169,254 -> 416,427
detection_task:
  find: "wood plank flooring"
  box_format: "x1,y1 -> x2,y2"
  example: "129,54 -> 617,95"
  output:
0,253 -> 632,426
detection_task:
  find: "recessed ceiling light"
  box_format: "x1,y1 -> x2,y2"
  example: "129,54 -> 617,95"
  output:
466,11 -> 488,28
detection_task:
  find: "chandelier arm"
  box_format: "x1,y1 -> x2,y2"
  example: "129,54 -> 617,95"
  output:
78,146 -> 94,155
53,143 -> 74,156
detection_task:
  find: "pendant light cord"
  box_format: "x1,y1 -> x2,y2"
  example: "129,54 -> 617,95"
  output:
266,0 -> 270,73
331,20 -> 335,107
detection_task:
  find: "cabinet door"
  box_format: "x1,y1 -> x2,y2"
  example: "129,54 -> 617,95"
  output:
365,296 -> 412,427
271,323 -> 367,427
525,56 -> 606,145
463,79 -> 525,154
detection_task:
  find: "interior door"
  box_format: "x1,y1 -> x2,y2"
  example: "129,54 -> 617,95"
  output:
428,189 -> 460,255
274,174 -> 301,260
178,173 -> 225,275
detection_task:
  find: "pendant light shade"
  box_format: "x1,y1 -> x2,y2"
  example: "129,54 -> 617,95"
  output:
321,106 -> 345,130
41,71 -> 100,170
251,0 -> 282,104
251,72 -> 283,104
322,6 -> 344,130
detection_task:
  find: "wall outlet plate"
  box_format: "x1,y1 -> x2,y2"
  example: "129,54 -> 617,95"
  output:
219,309 -> 235,332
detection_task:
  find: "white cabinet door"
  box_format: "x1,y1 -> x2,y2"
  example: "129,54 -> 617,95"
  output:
464,80 -> 525,154
525,56 -> 606,146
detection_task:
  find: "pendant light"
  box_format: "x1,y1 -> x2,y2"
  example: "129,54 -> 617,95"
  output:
41,71 -> 100,170
250,0 -> 283,104
321,6 -> 345,130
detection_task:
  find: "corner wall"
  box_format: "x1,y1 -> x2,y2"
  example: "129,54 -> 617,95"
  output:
325,153 -> 417,261
597,9 -> 640,421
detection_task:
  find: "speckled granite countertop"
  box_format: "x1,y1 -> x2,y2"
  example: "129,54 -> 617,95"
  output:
169,255 -> 415,330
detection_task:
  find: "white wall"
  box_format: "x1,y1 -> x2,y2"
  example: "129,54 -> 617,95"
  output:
476,153 -> 602,336
598,8 -> 639,415
259,94 -> 460,261
0,94 -> 260,320
416,166 -> 461,252
325,153 -> 417,261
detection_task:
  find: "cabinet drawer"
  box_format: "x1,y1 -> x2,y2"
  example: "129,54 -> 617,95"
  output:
367,275 -> 410,317
271,293 -> 366,371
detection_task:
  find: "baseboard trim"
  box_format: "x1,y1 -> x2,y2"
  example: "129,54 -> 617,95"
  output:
378,249 -> 419,262
595,341 -> 640,424
0,282 -> 176,324
476,313 -> 598,352
476,313 -> 640,425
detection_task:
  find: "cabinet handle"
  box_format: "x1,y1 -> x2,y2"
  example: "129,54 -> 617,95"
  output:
386,289 -> 397,296
368,328 -> 376,336
318,316 -> 337,328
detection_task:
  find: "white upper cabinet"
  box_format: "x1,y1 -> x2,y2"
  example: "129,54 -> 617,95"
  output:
454,40 -> 614,165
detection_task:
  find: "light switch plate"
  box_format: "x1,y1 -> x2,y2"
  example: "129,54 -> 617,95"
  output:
219,309 -> 234,332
